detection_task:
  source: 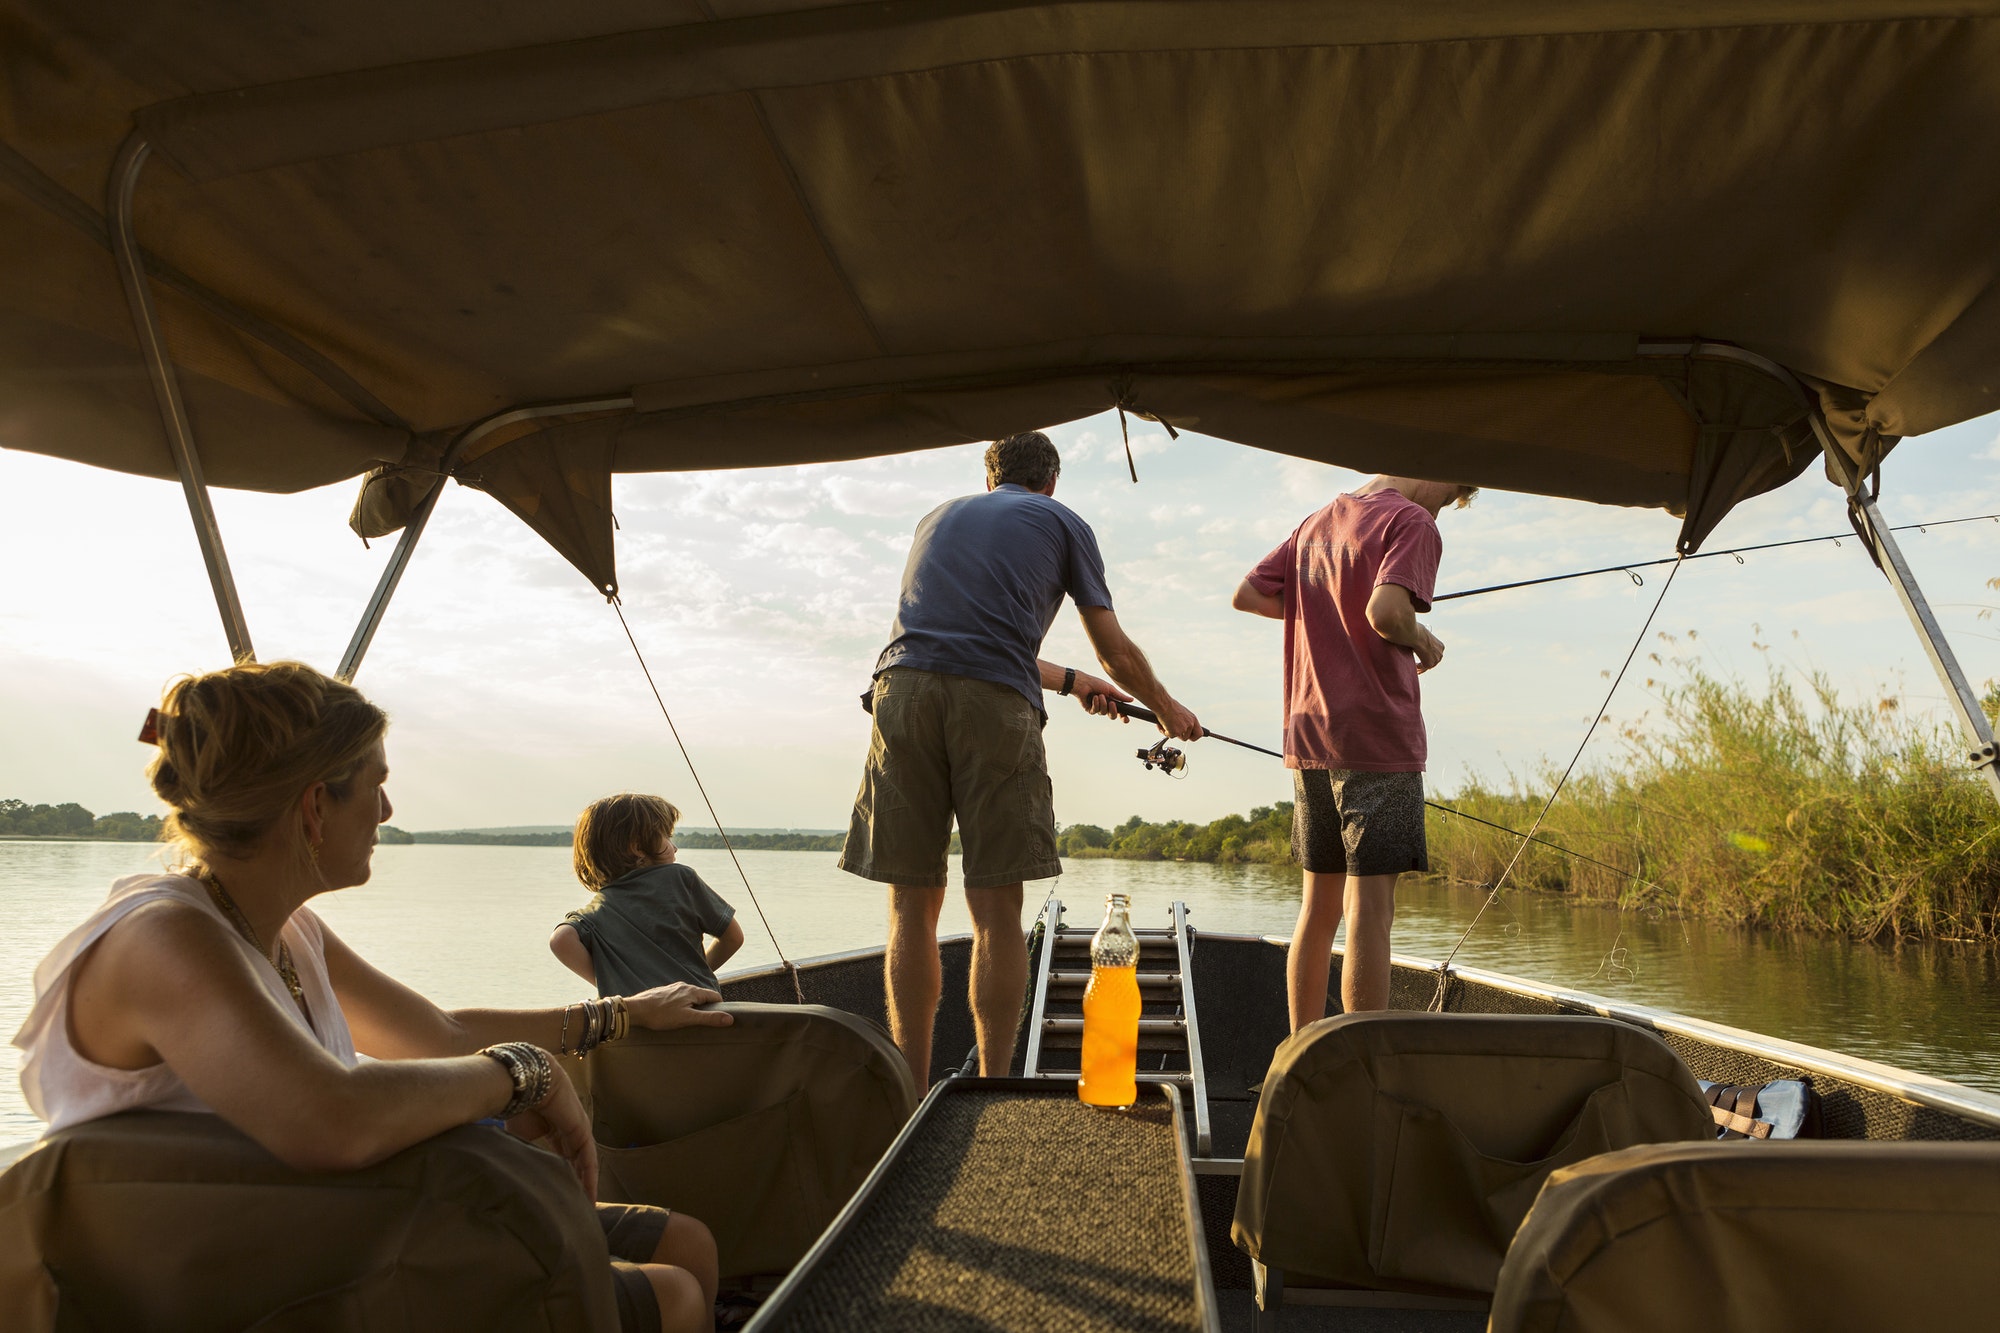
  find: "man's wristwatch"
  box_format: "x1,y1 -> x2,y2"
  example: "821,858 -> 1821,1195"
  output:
1059,666 -> 1077,696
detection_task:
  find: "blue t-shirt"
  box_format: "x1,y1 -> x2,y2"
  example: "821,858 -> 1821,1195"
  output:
873,484 -> 1114,710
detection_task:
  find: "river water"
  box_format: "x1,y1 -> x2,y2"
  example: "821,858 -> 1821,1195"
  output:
6,840 -> 1998,1141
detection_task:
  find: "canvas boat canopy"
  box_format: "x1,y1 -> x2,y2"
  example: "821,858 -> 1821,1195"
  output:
6,1 -> 2000,594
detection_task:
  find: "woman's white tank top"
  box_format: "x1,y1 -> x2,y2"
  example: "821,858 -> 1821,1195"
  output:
12,873 -> 357,1133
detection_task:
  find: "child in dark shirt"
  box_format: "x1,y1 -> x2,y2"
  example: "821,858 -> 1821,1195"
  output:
549,793 -> 745,995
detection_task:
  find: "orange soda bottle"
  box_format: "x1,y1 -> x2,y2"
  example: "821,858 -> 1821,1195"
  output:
1079,893 -> 1141,1108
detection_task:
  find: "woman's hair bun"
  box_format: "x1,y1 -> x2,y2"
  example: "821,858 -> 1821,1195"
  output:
147,660 -> 388,864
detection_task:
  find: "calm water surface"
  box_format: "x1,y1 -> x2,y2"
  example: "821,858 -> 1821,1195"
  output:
5,840 -> 1998,1139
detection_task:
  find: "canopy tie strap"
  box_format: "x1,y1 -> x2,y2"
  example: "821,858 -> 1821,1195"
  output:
1114,389 -> 1179,484
1428,555 -> 1685,1011
612,596 -> 805,1004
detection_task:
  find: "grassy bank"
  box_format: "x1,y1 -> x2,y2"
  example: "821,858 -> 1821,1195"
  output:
1426,664 -> 2000,942
1055,662 -> 2000,942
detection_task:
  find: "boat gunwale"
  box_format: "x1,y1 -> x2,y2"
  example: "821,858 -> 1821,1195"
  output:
724,931 -> 2000,1132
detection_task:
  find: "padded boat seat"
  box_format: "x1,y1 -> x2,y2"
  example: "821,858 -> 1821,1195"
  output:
0,1110 -> 617,1333
587,1001 -> 918,1281
747,1078 -> 1218,1332
1232,1013 -> 1712,1305
1492,1140 -> 2000,1332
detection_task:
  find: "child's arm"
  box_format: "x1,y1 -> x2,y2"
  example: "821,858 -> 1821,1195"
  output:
705,917 -> 745,970
548,924 -> 597,987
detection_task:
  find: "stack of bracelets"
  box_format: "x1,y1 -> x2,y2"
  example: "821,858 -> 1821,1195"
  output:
480,1041 -> 556,1118
557,994 -> 631,1057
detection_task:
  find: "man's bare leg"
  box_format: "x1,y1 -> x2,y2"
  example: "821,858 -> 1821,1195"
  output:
966,883 -> 1027,1075
1287,870 -> 1346,1032
1340,873 -> 1399,1013
887,884 -> 948,1086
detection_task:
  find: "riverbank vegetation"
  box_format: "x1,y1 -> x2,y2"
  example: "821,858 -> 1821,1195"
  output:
1057,660 -> 2000,942
1059,804 -> 1294,864
1427,661 -> 2000,941
378,827 -> 850,851
0,800 -> 161,841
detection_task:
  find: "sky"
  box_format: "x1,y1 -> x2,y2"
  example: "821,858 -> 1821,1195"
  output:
3,410 -> 1998,834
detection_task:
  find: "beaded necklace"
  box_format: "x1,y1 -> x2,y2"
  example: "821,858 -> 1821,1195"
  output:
199,870 -> 313,1029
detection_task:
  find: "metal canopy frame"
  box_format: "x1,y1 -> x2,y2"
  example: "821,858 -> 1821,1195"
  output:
1634,341 -> 2000,807
108,154 -> 1995,791
109,134 -> 254,664
334,394 -> 633,681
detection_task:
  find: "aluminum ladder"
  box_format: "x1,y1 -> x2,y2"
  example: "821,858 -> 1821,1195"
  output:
1020,896 -> 1212,1154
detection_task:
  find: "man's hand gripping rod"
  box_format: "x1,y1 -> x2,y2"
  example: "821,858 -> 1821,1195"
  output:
1114,702 -> 1283,773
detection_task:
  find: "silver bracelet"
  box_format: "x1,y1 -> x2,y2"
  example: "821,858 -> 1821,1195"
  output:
481,1042 -> 553,1118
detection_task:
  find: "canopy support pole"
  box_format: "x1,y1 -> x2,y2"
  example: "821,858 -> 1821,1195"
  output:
1842,486 -> 2000,804
336,395 -> 633,680
108,133 -> 255,664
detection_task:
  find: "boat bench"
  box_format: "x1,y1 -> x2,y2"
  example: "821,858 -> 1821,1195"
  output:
1491,1139 -> 2000,1332
1232,1013 -> 1714,1327
0,1111 -> 619,1333
746,1077 -> 1219,1332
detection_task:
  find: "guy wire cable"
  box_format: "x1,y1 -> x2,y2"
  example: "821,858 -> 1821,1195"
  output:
1434,509 -> 2000,603
1427,554 -> 1686,1012
612,597 -> 806,1005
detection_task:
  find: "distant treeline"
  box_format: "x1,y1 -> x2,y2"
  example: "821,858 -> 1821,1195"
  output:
376,827 -> 854,852
0,799 -> 162,841
1060,804 -> 1295,865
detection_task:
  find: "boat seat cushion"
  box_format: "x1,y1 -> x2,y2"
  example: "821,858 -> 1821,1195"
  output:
1491,1139 -> 2000,1332
1231,1012 -> 1712,1296
587,1002 -> 918,1280
0,1110 -> 618,1333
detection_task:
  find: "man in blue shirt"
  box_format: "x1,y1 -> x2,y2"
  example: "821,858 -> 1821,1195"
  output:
840,431 -> 1202,1085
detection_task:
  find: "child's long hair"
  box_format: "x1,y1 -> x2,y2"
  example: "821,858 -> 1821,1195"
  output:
573,793 -> 680,889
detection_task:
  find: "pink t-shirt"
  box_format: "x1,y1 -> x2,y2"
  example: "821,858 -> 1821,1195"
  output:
1245,490 -> 1442,771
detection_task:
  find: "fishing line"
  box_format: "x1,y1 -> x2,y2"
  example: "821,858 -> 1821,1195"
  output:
1114,704 -> 1672,895
1427,555 -> 1685,1010
1434,509 -> 2000,603
611,597 -> 805,1004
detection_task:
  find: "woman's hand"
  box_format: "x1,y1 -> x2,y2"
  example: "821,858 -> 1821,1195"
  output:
625,982 -> 735,1032
505,1061 -> 598,1199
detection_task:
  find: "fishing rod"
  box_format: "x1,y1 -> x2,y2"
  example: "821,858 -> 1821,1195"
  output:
1110,701 -> 1660,891
1434,509 -> 2000,603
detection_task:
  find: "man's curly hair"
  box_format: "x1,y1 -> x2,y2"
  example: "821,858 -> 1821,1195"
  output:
984,431 -> 1061,491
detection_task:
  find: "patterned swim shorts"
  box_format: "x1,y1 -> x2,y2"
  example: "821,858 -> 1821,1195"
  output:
1291,769 -> 1429,877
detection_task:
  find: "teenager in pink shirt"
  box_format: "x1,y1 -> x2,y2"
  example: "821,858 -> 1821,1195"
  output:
1233,475 -> 1477,1030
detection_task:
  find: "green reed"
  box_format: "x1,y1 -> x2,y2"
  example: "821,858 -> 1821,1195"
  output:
1428,662 -> 2000,940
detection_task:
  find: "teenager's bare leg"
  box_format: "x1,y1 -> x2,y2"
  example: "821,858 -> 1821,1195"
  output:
1287,870 -> 1346,1031
887,884 -> 948,1085
1340,874 -> 1399,1013
966,883 -> 1027,1075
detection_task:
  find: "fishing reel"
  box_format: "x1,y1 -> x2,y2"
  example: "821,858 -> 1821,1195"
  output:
1136,737 -> 1188,777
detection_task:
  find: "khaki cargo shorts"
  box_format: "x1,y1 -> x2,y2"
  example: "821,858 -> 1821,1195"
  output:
838,667 -> 1061,890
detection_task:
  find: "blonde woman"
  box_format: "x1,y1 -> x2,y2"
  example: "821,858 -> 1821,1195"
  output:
13,662 -> 732,1333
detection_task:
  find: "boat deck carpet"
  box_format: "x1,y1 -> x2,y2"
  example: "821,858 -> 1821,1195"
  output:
752,1080 -> 1207,1332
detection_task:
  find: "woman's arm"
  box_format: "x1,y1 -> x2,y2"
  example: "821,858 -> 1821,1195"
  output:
549,923 -> 597,987
705,917 -> 745,970
323,923 -> 734,1062
67,901 -> 530,1175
